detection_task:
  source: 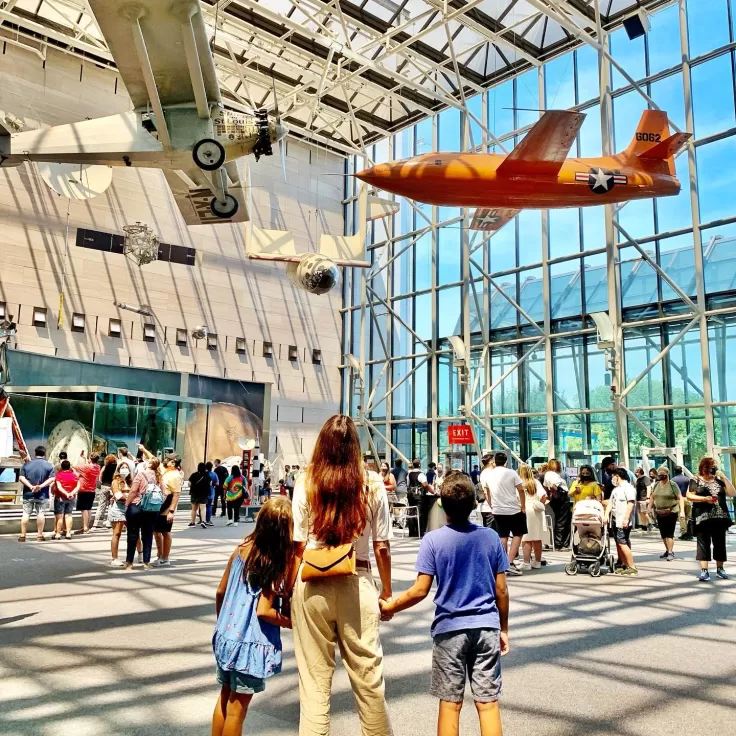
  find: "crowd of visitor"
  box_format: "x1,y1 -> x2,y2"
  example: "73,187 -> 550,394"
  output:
14,417 -> 736,736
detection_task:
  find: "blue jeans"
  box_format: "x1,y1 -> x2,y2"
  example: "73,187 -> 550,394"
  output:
206,497 -> 213,523
125,504 -> 156,564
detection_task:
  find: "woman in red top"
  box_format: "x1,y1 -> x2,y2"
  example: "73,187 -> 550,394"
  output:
53,460 -> 80,540
380,462 -> 396,493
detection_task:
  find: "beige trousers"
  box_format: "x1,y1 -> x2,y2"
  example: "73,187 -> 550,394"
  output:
292,569 -> 393,736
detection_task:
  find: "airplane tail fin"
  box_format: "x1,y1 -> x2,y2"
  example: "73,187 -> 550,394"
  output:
622,110 -> 690,175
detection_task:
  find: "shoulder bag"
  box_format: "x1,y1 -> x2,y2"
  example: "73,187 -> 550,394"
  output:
301,543 -> 356,582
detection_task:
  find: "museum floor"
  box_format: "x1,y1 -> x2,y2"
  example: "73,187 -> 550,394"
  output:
1,520 -> 735,736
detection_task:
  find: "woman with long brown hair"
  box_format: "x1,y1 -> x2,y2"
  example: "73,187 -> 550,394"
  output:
290,414 -> 393,736
544,458 -> 571,550
124,457 -> 163,570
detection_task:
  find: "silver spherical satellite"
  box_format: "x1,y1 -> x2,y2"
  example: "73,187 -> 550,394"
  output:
287,253 -> 339,295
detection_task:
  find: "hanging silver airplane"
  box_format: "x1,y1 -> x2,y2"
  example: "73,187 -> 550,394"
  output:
0,0 -> 287,225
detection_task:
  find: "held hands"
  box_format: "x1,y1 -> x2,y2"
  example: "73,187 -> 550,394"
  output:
378,596 -> 394,622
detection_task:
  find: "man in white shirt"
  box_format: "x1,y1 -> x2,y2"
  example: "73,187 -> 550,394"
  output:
486,452 -> 526,575
605,468 -> 638,576
478,452 -> 495,529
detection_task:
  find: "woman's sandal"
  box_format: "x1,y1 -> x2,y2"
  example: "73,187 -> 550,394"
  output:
17,535 -> 26,542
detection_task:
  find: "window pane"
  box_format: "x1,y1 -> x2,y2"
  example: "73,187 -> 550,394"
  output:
701,221 -> 736,295
624,329 -> 665,408
687,0 -> 730,59
578,104 -> 601,157
491,279 -> 517,330
697,135 -> 736,224
576,45 -> 600,104
550,260 -> 582,320
414,360 -> 429,418
691,55 -> 736,140
648,3 -> 682,75
392,359 -> 412,420
518,209 -> 542,267
391,297 -> 412,355
620,246 -> 658,308
489,217 -> 516,272
659,232 -> 697,301
438,108 -> 461,151
709,317 -> 736,403
467,93 -> 483,148
549,208 -> 580,259
610,27 -> 646,89
617,199 -> 654,242
656,150 -> 691,233
650,73 -> 686,136
491,349 -> 519,415
488,80 -> 514,138
515,70 -> 539,129
437,225 -> 461,285
666,323 -> 704,404
583,252 -> 608,314
416,118 -> 433,154
582,206 -> 605,251
415,292 -> 433,345
438,355 -> 461,416
392,238 -> 412,297
545,53 -> 575,110
518,267 -> 544,324
437,286 -> 462,339
553,341 -> 585,411
415,231 -> 432,292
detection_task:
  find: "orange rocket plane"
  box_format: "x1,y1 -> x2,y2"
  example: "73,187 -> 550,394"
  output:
357,110 -> 689,232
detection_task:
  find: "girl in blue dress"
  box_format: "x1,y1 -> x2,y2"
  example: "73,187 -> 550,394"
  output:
212,496 -> 294,736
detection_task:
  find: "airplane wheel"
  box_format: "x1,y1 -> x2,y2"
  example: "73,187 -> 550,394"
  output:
210,194 -> 239,219
193,138 -> 225,171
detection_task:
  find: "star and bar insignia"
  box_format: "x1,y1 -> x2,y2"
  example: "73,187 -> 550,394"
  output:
575,167 -> 628,193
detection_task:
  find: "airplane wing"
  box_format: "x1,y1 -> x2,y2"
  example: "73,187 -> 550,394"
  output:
88,0 -> 221,110
496,110 -> 585,177
163,166 -> 249,226
469,207 -> 519,232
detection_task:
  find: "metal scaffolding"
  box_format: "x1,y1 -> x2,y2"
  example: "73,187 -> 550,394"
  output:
342,0 -> 736,472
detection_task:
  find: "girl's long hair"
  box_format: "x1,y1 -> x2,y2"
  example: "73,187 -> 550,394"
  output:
148,457 -> 162,481
518,464 -> 538,497
104,453 -> 117,466
306,414 -> 367,546
243,496 -> 293,591
547,458 -> 562,473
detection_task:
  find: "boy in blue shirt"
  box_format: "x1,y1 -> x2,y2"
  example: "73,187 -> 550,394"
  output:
380,470 -> 509,736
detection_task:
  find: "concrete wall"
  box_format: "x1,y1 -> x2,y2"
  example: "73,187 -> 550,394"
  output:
0,37 -> 344,470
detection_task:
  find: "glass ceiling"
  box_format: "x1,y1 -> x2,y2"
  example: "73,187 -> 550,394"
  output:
0,0 -> 670,153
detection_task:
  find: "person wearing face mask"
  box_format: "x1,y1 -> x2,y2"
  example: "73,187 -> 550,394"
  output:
687,457 -> 736,581
648,465 -> 685,561
108,465 -> 133,566
569,465 -> 602,509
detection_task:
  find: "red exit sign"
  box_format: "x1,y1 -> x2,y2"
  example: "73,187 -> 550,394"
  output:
448,424 -> 474,445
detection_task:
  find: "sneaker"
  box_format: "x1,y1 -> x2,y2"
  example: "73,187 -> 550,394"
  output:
667,552 -> 675,561
200,521 -> 207,529
659,552 -> 669,559
158,559 -> 171,567
187,522 -> 196,527
698,570 -> 711,582
226,520 -> 234,526
716,567 -> 729,580
531,560 -> 541,569
206,521 -> 215,527
621,566 -> 639,576
540,559 -> 548,567
614,566 -> 625,575
110,559 -> 124,567
506,566 -> 522,576
233,522 -> 239,527
104,521 -> 112,529
520,562 -> 532,571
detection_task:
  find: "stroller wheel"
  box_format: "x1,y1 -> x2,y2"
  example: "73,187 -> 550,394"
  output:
564,561 -> 578,576
589,561 -> 601,577
608,555 -> 616,570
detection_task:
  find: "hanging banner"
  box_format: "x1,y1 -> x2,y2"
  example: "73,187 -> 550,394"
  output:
447,424 -> 475,445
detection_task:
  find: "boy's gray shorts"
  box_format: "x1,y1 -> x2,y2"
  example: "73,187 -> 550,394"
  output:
431,628 -> 502,703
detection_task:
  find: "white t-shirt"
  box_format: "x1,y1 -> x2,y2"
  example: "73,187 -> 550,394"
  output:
543,470 -> 569,493
479,467 -> 494,513
292,470 -> 392,562
486,466 -> 524,515
610,481 -> 637,527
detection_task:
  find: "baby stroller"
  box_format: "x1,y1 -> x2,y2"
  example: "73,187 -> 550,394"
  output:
565,499 -> 615,577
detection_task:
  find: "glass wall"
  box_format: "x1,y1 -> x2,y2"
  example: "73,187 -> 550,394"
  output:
343,0 -> 736,470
